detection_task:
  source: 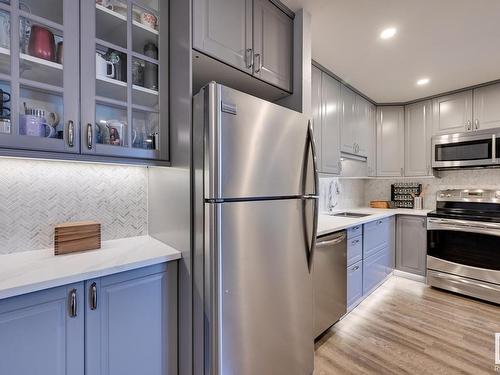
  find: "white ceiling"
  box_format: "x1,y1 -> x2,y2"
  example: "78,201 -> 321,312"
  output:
282,0 -> 500,103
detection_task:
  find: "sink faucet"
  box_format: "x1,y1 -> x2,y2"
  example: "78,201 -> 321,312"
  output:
327,180 -> 340,213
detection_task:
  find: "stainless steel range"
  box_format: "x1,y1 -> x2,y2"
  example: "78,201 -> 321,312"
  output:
427,189 -> 500,304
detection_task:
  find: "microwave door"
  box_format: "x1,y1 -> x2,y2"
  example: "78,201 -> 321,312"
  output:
432,132 -> 495,168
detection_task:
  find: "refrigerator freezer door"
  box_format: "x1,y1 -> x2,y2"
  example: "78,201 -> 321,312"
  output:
198,83 -> 315,200
206,199 -> 315,375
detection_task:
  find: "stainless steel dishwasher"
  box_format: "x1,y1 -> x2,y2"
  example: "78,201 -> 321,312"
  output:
313,230 -> 347,338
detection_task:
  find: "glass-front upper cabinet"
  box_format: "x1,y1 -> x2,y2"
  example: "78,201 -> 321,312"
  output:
81,0 -> 167,160
0,0 -> 79,153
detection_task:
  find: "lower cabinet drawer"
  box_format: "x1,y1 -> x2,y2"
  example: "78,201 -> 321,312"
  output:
347,235 -> 362,266
347,261 -> 363,308
363,218 -> 390,258
363,246 -> 391,295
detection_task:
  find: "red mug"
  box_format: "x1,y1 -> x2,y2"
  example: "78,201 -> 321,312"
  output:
28,25 -> 56,62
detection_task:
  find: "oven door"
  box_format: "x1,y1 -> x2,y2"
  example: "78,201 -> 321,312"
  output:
431,131 -> 496,169
427,217 -> 500,285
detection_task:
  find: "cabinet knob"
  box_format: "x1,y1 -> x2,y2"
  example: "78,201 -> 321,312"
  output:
68,289 -> 77,318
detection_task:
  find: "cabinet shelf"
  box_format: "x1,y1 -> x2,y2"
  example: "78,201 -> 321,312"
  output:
96,75 -> 127,102
132,85 -> 158,108
20,53 -> 63,87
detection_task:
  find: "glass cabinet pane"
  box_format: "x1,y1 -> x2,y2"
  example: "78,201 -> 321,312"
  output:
0,9 -> 10,75
20,86 -> 63,140
82,0 -> 166,160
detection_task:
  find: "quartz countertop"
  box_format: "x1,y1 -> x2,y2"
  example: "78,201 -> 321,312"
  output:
0,236 -> 181,300
318,207 -> 431,236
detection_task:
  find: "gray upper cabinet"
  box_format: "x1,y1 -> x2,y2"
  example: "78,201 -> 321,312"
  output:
473,83 -> 500,131
85,264 -> 176,375
253,0 -> 293,92
193,0 -> 252,73
311,66 -> 323,170
0,283 -> 85,375
432,90 -> 473,135
81,0 -> 168,161
366,104 -> 377,176
311,66 -> 340,175
320,72 -> 341,174
193,0 -> 293,92
396,215 -> 427,276
340,85 -> 355,154
405,100 -> 432,176
376,106 -> 404,177
355,96 -> 371,157
0,0 -> 80,154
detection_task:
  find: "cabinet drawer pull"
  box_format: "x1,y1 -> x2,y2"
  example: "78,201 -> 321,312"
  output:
352,239 -> 359,245
474,119 -> 479,130
67,120 -> 74,147
351,265 -> 359,271
89,282 -> 97,310
69,289 -> 77,318
353,226 -> 360,230
87,123 -> 93,149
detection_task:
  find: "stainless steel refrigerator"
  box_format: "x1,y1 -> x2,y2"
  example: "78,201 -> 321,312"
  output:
193,83 -> 318,375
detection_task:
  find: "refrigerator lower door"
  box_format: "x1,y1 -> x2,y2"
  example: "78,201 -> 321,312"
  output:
205,199 -> 314,375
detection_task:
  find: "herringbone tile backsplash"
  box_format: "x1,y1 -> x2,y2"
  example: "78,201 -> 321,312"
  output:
0,158 -> 148,254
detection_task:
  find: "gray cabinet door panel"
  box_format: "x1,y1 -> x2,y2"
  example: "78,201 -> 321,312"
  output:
311,66 -> 322,171
396,215 -> 427,276
363,218 -> 390,258
432,91 -> 472,135
473,83 -> 500,131
363,247 -> 391,295
320,72 -> 341,174
405,101 -> 432,176
347,260 -> 363,308
0,283 -> 84,375
347,235 -> 362,266
376,106 -> 404,176
253,0 -> 293,91
340,86 -> 356,154
85,263 -> 175,375
193,0 -> 253,72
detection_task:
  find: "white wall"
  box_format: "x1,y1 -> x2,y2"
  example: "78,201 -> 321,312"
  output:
0,158 -> 148,254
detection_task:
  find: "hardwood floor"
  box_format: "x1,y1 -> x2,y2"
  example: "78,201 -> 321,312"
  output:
314,276 -> 500,375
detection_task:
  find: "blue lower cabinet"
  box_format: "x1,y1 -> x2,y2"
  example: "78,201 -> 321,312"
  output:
363,218 -> 390,258
0,263 -> 177,375
363,246 -> 391,295
0,283 -> 85,375
347,261 -> 363,308
85,263 -> 177,375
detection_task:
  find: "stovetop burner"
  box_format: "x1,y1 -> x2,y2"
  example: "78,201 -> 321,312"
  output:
428,189 -> 500,223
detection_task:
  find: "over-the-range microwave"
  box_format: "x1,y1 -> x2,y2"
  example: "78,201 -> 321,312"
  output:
432,128 -> 500,169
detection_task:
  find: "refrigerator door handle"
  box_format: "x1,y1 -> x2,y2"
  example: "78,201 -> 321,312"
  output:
304,120 -> 319,271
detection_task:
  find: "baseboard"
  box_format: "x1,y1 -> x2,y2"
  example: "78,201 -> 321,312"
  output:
394,269 -> 426,283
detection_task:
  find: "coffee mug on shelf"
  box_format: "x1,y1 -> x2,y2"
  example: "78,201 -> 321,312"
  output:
106,120 -> 136,146
28,25 -> 56,62
19,114 -> 56,138
96,52 -> 115,79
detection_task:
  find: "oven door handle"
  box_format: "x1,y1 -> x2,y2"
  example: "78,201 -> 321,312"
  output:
427,217 -> 500,237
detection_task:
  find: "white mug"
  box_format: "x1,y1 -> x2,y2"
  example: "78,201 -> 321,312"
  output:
96,53 -> 115,79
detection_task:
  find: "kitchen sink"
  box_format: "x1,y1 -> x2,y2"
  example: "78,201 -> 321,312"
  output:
330,212 -> 372,218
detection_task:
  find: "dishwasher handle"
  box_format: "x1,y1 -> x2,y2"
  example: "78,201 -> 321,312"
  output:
316,233 -> 346,248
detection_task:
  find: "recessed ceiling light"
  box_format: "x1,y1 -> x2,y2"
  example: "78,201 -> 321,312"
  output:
380,27 -> 397,40
417,78 -> 430,86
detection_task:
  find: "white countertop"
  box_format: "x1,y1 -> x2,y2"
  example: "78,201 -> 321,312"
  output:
318,207 -> 431,236
0,236 -> 181,300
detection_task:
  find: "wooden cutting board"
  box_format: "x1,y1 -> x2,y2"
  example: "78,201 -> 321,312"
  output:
54,221 -> 101,255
